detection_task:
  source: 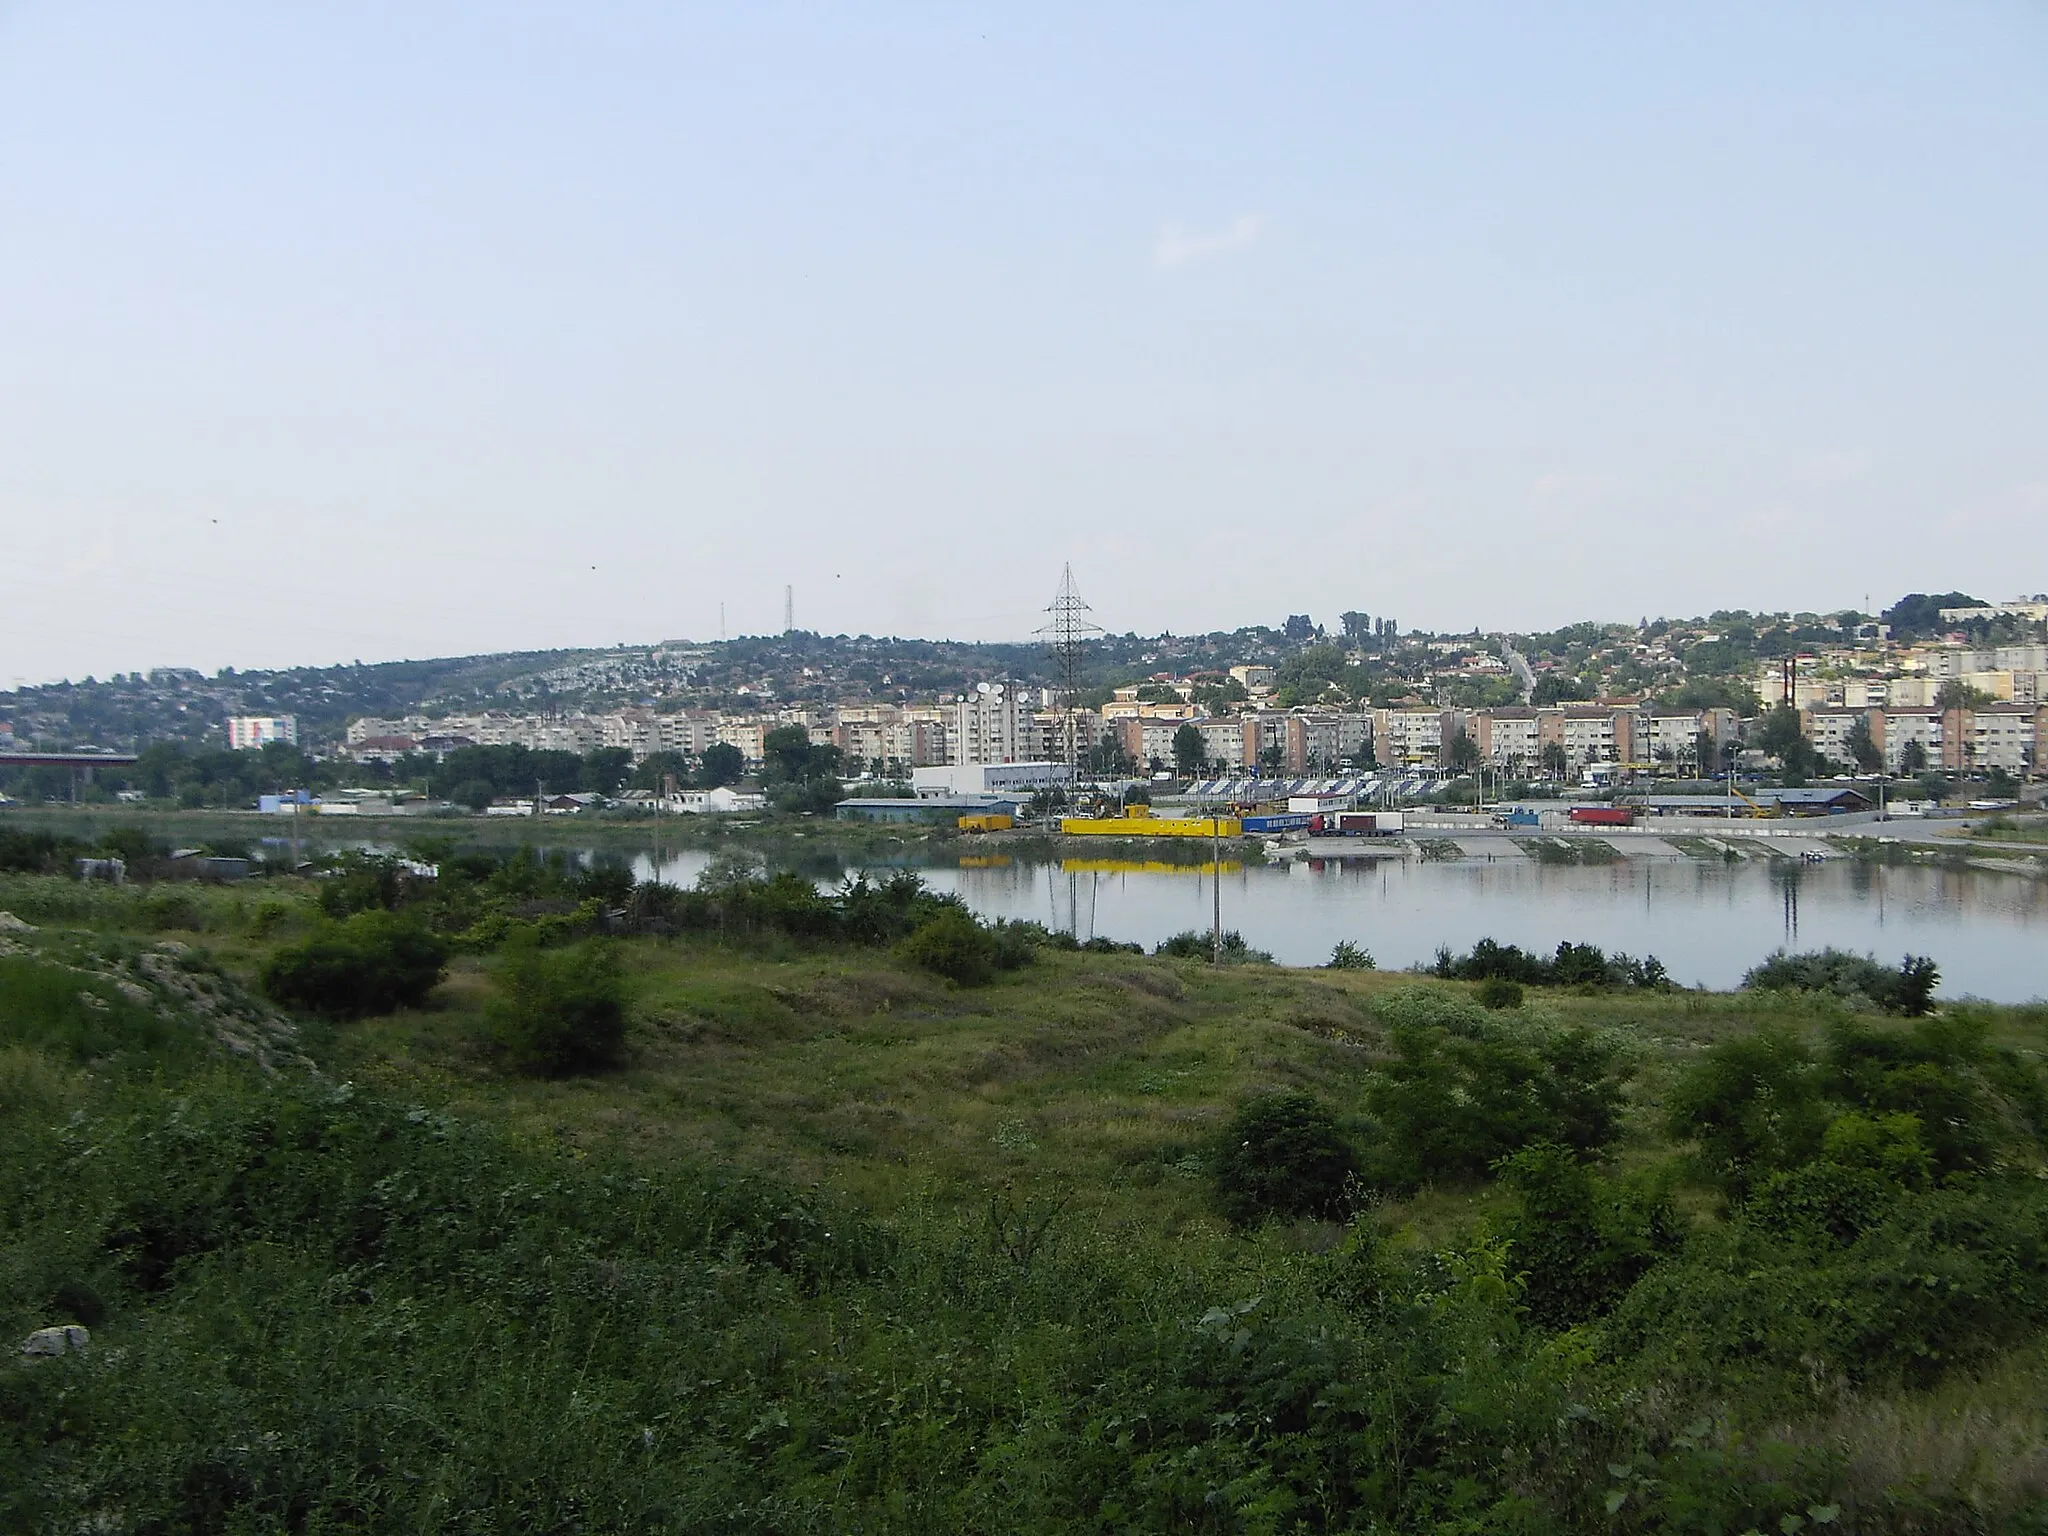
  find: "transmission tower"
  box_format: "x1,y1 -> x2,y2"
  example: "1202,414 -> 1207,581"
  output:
1035,564 -> 1103,776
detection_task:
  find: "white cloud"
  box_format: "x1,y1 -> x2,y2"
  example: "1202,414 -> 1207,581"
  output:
1153,214 -> 1265,269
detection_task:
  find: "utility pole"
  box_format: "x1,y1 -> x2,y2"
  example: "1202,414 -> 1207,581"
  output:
1211,808 -> 1223,964
784,585 -> 794,635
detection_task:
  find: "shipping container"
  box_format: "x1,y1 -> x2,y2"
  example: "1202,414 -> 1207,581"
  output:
1242,812 -> 1314,834
1310,810 -> 1404,836
1567,805 -> 1635,826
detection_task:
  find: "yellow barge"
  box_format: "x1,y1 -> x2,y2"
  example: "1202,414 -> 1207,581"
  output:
1058,806 -> 1242,838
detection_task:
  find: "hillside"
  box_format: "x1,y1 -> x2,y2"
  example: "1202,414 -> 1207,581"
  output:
4,858 -> 2048,1532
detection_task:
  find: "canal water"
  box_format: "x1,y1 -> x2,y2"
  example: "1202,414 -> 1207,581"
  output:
629,846 -> 2048,1004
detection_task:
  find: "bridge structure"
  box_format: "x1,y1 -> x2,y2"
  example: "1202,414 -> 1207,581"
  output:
0,751 -> 141,803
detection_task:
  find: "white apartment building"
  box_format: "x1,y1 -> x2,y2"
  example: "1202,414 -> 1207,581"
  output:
951,684 -> 1029,765
1373,707 -> 1459,770
1557,707 -> 1627,769
1476,708 -> 1540,770
226,715 -> 297,750
1968,705 -> 2037,775
1878,708 -> 1943,774
1197,718 -> 1248,769
1806,707 -> 1874,766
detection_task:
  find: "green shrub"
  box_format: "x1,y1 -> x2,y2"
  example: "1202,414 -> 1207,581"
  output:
899,909 -> 997,985
1665,1029 -> 1828,1199
1361,1020 -> 1626,1191
1742,947 -> 1941,1014
1498,1144 -> 1682,1329
1211,1092 -> 1359,1227
1477,976 -> 1523,1009
259,910 -> 448,1017
1433,936 -> 1669,990
1156,929 -> 1272,963
1326,941 -> 1376,970
489,935 -> 628,1076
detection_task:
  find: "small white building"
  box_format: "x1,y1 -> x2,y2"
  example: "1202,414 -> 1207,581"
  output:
669,787 -> 768,815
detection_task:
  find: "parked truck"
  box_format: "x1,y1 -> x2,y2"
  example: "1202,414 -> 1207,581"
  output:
1310,810 -> 1405,836
1492,807 -> 1540,829
1567,805 -> 1635,827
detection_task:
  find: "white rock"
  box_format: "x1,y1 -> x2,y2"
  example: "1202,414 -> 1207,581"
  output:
22,1325 -> 90,1357
0,912 -> 35,933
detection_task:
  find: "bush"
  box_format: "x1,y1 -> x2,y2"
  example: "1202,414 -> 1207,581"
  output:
1477,976 -> 1523,1010
1361,1020 -> 1627,1191
1742,948 -> 1941,1014
1156,929 -> 1272,963
899,909 -> 997,985
1211,1092 -> 1359,1227
490,936 -> 628,1076
1498,1145 -> 1682,1329
259,910 -> 448,1017
1433,936 -> 1669,990
1665,1029 -> 1828,1199
1326,941 -> 1376,970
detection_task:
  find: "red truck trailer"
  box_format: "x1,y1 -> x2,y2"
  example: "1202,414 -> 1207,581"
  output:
1567,805 -> 1635,827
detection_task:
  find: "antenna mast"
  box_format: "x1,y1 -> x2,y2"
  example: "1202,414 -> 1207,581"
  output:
784,585 -> 794,635
1035,564 -> 1103,778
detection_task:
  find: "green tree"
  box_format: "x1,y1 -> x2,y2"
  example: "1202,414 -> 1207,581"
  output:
1539,741 -> 1569,780
1531,674 -> 1591,706
1172,723 -> 1207,780
630,751 -> 692,792
699,743 -> 745,787
1754,703 -> 1815,775
1843,716 -> 1883,774
1899,738 -> 1928,775
1447,730 -> 1480,772
762,724 -> 815,783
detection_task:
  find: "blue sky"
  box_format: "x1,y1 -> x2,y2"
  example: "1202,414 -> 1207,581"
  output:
3,3 -> 2045,682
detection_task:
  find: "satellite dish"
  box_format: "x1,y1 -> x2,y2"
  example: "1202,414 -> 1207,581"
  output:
991,683 -> 1005,697
976,682 -> 990,694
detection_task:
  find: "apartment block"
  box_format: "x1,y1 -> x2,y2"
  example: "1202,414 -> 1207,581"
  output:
1373,707 -> 1463,770
950,685 -> 1029,765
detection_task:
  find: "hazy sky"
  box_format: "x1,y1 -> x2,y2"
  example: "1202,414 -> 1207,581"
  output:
4,3 -> 2046,685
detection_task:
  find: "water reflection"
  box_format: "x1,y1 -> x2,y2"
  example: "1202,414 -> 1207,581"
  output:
621,844 -> 2047,1003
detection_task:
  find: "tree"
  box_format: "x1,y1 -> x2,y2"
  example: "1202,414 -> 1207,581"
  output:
1935,678 -> 1992,711
1339,611 -> 1371,642
1171,723 -> 1207,780
1843,716 -> 1883,775
1283,614 -> 1315,642
762,724 -> 815,783
582,746 -> 633,794
699,743 -> 745,787
1899,738 -> 1928,775
630,751 -> 692,793
1447,730 -> 1480,772
1539,741 -> 1569,780
1531,674 -> 1591,706
1881,591 -> 1982,640
1754,702 -> 1815,775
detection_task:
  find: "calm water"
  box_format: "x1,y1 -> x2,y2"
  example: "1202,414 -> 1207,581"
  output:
628,846 -> 2048,1004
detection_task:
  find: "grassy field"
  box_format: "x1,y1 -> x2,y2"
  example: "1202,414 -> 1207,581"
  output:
6,857 -> 2048,1532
